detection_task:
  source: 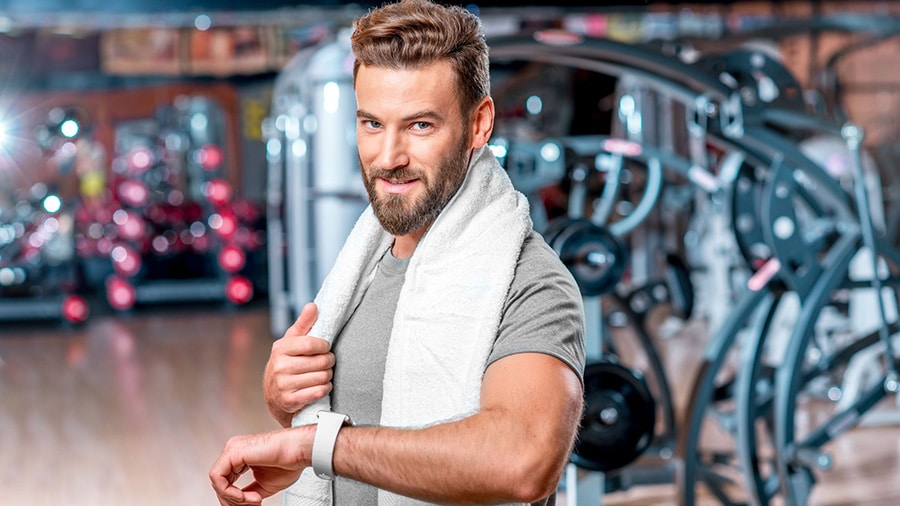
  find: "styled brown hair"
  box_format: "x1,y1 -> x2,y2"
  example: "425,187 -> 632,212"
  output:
350,0 -> 490,118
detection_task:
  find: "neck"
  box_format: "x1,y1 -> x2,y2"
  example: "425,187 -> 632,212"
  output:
391,226 -> 429,259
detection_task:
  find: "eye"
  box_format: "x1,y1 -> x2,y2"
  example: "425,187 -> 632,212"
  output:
412,121 -> 432,131
362,119 -> 382,129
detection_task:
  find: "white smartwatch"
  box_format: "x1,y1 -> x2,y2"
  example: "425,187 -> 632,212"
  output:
312,410 -> 353,480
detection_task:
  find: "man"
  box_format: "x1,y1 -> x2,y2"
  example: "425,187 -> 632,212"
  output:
209,1 -> 585,504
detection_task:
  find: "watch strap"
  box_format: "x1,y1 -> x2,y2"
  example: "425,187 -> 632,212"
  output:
312,410 -> 352,480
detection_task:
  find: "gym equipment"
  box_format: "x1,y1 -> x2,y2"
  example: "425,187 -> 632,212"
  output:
488,32 -> 751,504
0,188 -> 87,324
572,358 -> 656,473
264,28 -> 368,337
489,136 -> 568,232
489,25 -> 900,506
764,124 -> 900,506
74,95 -> 261,311
0,107 -> 90,325
548,218 -> 628,297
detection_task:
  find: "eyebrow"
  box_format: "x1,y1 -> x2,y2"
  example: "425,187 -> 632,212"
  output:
356,109 -> 445,123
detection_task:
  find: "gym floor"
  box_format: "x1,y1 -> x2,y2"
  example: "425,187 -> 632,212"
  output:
1,305 -> 898,505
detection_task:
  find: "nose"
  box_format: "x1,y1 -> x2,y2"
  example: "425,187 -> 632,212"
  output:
375,129 -> 409,170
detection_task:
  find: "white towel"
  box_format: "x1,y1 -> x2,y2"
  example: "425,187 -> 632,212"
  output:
285,145 -> 531,506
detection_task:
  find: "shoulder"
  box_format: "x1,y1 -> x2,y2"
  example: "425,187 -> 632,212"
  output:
489,230 -> 585,378
511,230 -> 581,301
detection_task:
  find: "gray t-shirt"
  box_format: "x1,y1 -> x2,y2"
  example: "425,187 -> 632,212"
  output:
331,230 -> 585,505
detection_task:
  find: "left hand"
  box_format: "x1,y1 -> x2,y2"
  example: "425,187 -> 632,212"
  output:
209,426 -> 315,506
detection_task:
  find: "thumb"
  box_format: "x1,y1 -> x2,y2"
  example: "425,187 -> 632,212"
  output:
288,302 -> 319,336
239,482 -> 267,503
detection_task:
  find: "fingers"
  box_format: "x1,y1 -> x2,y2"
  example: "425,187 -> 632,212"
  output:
241,481 -> 272,502
273,303 -> 330,359
263,302 -> 334,421
210,457 -> 263,506
263,349 -> 334,422
288,302 -> 319,337
267,367 -> 333,416
270,339 -> 334,367
215,486 -> 262,506
210,428 -> 311,505
273,365 -> 334,393
279,381 -> 334,412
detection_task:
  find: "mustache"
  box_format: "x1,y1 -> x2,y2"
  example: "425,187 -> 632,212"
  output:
366,167 -> 425,182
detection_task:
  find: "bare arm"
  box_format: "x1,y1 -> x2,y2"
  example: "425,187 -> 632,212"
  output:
211,352 -> 582,505
333,352 -> 583,503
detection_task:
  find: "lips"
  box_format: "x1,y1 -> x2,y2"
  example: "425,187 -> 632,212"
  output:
380,177 -> 419,194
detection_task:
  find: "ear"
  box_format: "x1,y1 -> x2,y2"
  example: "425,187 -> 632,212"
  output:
468,96 -> 495,149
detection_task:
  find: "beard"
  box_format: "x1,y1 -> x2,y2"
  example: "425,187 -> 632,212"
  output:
362,136 -> 471,237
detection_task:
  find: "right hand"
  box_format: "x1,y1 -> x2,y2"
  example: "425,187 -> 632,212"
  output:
263,303 -> 335,427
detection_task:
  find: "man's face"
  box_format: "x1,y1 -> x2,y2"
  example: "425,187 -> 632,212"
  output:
355,61 -> 472,237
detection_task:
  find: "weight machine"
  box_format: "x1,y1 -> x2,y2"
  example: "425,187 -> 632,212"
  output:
490,25 -> 900,506
264,29 -> 368,337
489,32 -> 745,504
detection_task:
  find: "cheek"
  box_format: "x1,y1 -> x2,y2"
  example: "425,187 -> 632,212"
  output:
408,139 -> 451,169
356,136 -> 378,163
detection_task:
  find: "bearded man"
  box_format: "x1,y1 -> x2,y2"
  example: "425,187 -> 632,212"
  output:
210,1 -> 585,505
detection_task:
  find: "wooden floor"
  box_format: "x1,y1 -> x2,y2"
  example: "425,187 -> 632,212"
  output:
1,304 -> 898,505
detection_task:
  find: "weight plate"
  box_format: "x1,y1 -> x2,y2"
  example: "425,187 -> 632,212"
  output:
571,359 -> 656,473
551,219 -> 628,296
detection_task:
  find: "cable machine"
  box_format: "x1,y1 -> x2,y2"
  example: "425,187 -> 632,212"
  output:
264,28 -> 368,337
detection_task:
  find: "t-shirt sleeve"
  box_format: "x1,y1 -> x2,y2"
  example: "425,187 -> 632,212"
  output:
487,231 -> 586,382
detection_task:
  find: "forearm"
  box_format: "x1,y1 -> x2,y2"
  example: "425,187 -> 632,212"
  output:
331,406 -> 578,504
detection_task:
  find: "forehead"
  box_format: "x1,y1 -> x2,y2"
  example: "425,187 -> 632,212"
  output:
355,61 -> 460,119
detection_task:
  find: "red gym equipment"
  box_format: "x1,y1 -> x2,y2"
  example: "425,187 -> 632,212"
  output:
74,95 -> 263,311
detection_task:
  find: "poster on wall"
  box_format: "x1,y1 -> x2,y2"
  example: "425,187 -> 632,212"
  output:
33,31 -> 101,73
101,28 -> 182,76
189,26 -> 272,77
